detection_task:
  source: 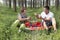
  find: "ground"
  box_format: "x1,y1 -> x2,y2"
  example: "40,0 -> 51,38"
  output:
0,6 -> 60,40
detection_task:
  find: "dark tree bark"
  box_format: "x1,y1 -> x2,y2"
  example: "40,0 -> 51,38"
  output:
18,0 -> 20,6
46,0 -> 48,6
13,0 -> 17,12
43,0 -> 44,6
25,0 -> 27,8
55,0 -> 59,10
33,0 -> 35,8
21,0 -> 24,7
48,0 -> 50,6
9,0 -> 11,8
38,0 -> 40,8
33,0 -> 36,8
34,0 -> 37,8
40,0 -> 42,7
31,0 -> 33,8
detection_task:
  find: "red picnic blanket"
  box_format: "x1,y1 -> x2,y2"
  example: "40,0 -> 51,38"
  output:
25,21 -> 44,30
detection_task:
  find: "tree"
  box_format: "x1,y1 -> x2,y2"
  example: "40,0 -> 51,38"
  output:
45,0 -> 50,6
40,0 -> 42,7
21,0 -> 24,7
48,0 -> 50,6
31,0 -> 33,8
43,0 -> 44,6
13,0 -> 17,12
3,0 -> 8,6
25,0 -> 27,8
18,0 -> 20,7
55,0 -> 59,10
33,0 -> 36,8
34,0 -> 37,8
33,0 -> 34,8
46,0 -> 48,6
9,0 -> 11,8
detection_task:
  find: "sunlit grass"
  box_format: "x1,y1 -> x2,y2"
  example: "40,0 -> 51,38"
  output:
0,6 -> 60,40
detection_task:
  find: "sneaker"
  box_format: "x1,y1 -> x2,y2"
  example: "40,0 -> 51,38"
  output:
46,30 -> 50,35
18,29 -> 21,33
54,30 -> 57,33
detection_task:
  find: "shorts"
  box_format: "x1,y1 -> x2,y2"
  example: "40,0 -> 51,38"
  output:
45,21 -> 52,27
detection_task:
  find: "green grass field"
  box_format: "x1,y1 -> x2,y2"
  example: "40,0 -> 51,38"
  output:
0,6 -> 60,40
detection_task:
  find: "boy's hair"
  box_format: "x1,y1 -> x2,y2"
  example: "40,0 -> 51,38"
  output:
44,6 -> 50,10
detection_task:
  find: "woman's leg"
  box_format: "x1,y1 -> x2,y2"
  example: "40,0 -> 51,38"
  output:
20,24 -> 26,29
11,20 -> 20,28
11,20 -> 20,33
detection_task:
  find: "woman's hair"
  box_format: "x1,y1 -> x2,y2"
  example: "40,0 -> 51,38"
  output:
21,7 -> 26,13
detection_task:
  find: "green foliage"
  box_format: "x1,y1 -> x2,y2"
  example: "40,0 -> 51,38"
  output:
0,6 -> 60,40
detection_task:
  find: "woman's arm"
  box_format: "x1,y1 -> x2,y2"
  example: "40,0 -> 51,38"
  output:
18,15 -> 28,21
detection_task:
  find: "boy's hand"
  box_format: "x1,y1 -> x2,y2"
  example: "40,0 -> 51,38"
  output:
46,17 -> 51,20
34,13 -> 41,19
34,13 -> 38,16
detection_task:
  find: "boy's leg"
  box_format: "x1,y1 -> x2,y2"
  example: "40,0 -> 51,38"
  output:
52,18 -> 57,31
43,21 -> 52,30
43,22 -> 48,30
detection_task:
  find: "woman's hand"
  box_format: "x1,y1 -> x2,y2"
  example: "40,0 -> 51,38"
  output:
27,16 -> 31,20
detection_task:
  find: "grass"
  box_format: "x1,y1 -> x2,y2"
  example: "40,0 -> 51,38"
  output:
0,6 -> 60,40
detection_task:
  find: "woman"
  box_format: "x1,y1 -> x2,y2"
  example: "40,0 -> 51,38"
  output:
17,7 -> 31,32
11,7 -> 31,32
18,8 -> 31,24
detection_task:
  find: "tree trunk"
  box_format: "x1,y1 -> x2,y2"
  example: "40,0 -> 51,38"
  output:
43,0 -> 44,6
6,0 -> 8,6
22,0 -> 24,7
48,0 -> 50,6
9,0 -> 11,8
4,0 -> 8,6
40,0 -> 42,7
18,0 -> 20,6
25,0 -> 27,8
31,0 -> 33,8
46,0 -> 48,6
55,0 -> 59,10
33,0 -> 35,8
34,0 -> 37,8
13,0 -> 17,12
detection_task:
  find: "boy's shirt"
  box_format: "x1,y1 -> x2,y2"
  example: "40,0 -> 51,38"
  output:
39,11 -> 54,22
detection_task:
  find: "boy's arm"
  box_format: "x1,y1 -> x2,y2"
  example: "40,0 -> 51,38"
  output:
34,13 -> 47,21
39,16 -> 46,21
